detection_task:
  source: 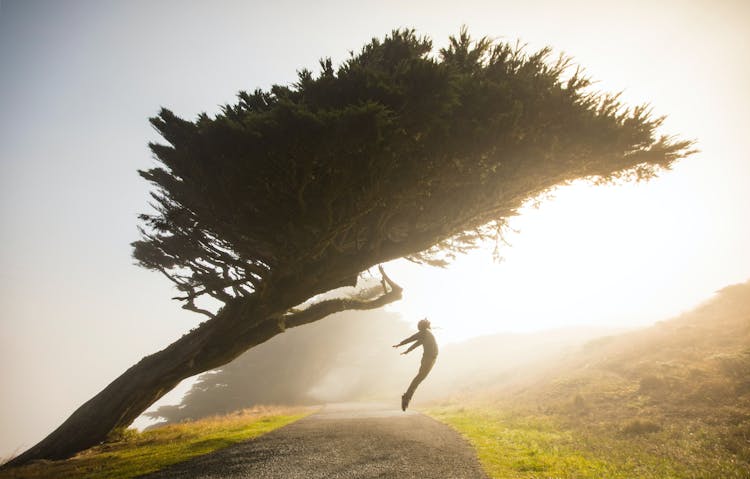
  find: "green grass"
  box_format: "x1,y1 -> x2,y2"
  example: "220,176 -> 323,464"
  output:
430,406 -> 623,479
1,406 -> 312,479
425,282 -> 750,479
428,404 -> 750,479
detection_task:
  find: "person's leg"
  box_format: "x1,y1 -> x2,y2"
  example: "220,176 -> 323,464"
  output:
402,356 -> 436,410
405,362 -> 430,398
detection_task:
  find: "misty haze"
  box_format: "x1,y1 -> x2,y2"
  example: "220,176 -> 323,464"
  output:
2,1 -> 750,478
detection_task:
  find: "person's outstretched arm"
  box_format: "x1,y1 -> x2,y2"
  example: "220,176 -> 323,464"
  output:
393,332 -> 419,348
402,339 -> 423,355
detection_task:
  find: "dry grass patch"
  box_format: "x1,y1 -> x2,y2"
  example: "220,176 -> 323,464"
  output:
1,405 -> 312,479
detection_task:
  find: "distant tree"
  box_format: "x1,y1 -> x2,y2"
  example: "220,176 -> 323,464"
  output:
146,310 -> 410,424
6,28 -> 693,466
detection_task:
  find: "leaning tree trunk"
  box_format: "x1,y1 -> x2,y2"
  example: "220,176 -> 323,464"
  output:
4,296 -> 284,467
4,266 -> 401,467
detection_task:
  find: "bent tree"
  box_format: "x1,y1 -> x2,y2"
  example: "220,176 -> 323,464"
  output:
7,29 -> 693,466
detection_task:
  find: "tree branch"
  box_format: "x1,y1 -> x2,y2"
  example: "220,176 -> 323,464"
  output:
171,275 -> 257,302
181,299 -> 217,319
283,264 -> 403,329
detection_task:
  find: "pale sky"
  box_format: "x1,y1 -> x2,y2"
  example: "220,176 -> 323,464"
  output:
1,0 -> 749,458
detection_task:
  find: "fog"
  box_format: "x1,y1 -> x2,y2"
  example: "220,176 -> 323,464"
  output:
145,279 -> 750,427
143,309 -> 623,425
3,0 -> 750,461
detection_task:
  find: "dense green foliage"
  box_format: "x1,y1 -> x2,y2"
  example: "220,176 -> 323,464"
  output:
132,28 -> 692,312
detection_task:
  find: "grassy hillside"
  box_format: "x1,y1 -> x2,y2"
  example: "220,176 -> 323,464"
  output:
0,406 -> 310,479
430,281 -> 750,478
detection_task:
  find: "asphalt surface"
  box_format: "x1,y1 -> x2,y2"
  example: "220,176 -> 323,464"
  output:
139,402 -> 488,479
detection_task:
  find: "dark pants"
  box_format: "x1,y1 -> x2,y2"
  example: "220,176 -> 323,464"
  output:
405,354 -> 437,400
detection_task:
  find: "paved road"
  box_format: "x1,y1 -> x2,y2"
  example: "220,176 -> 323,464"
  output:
140,402 -> 488,479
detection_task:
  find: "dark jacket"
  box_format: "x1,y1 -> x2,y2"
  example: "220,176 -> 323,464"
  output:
397,329 -> 438,358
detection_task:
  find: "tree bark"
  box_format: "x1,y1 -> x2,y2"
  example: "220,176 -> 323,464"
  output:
4,268 -> 402,467
4,297 -> 277,466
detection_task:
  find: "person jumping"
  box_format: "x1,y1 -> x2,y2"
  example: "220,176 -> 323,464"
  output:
393,318 -> 438,411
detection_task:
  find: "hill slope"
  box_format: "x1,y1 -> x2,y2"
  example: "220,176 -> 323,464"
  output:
522,281 -> 750,431
432,280 -> 750,478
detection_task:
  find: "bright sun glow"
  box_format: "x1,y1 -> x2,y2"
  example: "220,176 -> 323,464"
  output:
385,174 -> 742,344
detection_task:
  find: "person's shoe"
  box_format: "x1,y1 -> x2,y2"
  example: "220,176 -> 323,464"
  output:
401,394 -> 409,411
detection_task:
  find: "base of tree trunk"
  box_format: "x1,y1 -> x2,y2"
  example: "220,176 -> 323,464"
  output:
3,298 -> 283,467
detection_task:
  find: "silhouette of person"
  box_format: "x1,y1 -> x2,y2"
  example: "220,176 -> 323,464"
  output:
393,318 -> 438,411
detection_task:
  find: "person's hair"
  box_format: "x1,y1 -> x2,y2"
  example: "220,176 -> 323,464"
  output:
417,318 -> 431,330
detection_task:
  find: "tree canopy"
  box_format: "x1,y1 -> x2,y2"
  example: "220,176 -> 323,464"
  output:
133,28 -> 692,317
6,28 -> 695,467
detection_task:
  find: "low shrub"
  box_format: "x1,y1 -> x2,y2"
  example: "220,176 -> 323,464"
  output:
620,419 -> 662,435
